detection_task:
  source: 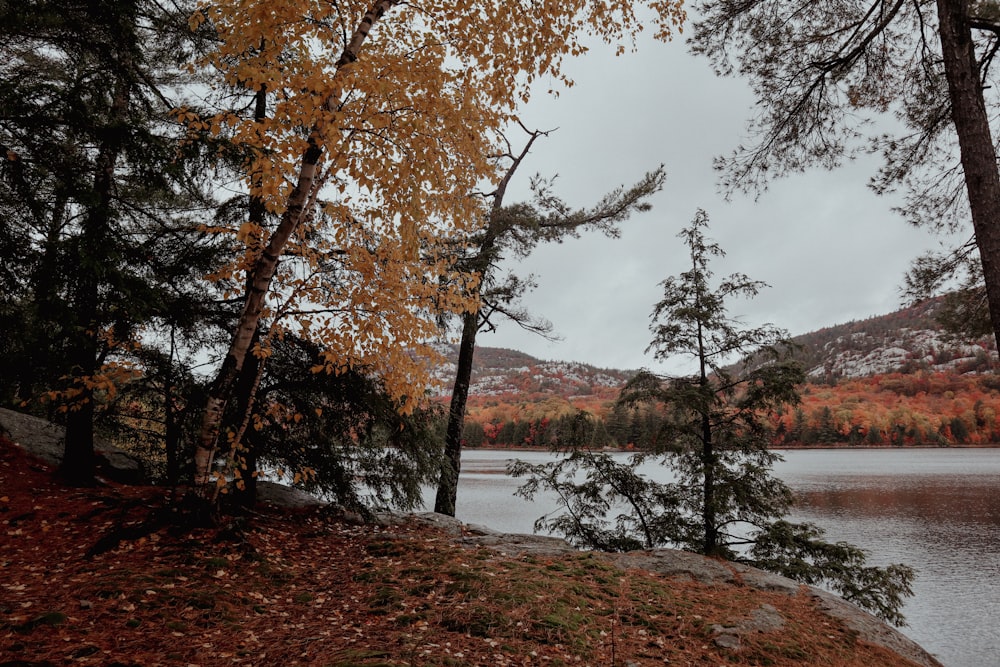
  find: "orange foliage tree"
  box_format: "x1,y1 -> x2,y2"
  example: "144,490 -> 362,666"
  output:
185,0 -> 688,491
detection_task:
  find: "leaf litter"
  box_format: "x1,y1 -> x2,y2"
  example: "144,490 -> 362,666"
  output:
1,436 -> 922,666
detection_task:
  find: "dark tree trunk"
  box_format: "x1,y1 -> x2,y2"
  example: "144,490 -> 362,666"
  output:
434,310 -> 479,516
229,327 -> 264,509
164,328 -> 182,485
60,243 -> 100,486
193,139 -> 321,488
229,88 -> 270,510
936,0 -> 1000,352
60,25 -> 133,485
61,394 -> 96,485
696,319 -> 718,556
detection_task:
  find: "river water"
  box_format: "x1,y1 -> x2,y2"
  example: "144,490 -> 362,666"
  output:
441,448 -> 1000,667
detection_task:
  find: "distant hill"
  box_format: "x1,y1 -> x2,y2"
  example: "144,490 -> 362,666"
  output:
785,298 -> 996,382
437,299 -> 1000,449
436,299 -> 997,404
434,344 -> 636,402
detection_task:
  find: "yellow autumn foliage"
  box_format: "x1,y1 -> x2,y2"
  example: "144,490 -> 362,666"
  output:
188,0 -> 685,416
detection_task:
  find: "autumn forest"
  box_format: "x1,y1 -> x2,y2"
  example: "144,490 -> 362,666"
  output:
8,0 -> 1000,662
460,368 -> 1000,450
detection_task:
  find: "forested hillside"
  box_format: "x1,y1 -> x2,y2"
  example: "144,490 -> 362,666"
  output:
448,299 -> 1000,449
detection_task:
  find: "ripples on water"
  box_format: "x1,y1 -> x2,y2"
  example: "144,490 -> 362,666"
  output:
445,448 -> 1000,667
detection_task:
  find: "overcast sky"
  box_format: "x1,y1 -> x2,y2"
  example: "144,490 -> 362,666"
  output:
474,30 -> 961,374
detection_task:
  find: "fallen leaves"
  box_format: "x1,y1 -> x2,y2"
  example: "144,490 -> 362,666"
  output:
1,436 -> 924,666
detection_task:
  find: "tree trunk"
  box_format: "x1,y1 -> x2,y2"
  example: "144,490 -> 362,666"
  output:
229,326 -> 264,508
431,130 -> 546,515
60,23 -> 133,485
696,318 -> 718,556
936,0 -> 1000,352
434,310 -> 479,516
192,139 -> 323,487
192,0 -> 401,492
164,327 -> 182,485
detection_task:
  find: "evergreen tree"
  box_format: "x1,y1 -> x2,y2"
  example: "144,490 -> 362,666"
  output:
512,211 -> 914,625
0,0 -> 221,484
690,0 -> 1000,352
228,334 -> 445,512
433,128 -> 664,515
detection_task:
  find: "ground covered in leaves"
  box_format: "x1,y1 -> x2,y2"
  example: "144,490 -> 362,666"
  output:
1,438 -> 922,667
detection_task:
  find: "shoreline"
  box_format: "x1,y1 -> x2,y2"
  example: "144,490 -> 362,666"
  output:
464,443 -> 1000,453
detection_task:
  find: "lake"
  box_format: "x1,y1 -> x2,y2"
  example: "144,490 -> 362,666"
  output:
440,448 -> 1000,667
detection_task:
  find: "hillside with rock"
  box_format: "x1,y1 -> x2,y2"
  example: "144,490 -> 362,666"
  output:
785,299 -> 996,381
440,299 -> 1000,448
441,299 -> 997,403
433,344 -> 635,400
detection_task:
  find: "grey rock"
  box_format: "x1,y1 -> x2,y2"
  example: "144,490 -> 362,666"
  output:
728,562 -> 802,595
432,515 -> 944,667
710,602 -> 786,651
403,511 -> 467,536
0,407 -> 145,483
809,587 -> 940,667
462,532 -> 579,557
746,603 -> 785,633
256,481 -> 325,508
462,522 -> 504,537
606,549 -> 737,585
0,407 -> 67,466
711,629 -> 741,650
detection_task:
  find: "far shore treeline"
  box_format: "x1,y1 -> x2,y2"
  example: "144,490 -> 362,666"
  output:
456,369 -> 1000,450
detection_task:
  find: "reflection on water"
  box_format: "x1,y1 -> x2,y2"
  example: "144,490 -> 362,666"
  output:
442,448 -> 1000,667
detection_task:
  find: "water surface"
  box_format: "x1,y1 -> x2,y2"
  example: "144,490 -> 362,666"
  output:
443,448 -> 1000,667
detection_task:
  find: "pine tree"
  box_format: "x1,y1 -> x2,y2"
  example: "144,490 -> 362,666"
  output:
512,210 -> 914,625
433,128 -> 664,516
690,0 -> 1000,350
0,0 -> 221,484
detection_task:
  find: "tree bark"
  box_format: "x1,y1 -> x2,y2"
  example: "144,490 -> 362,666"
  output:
60,19 -> 133,485
192,138 -> 322,486
695,288 -> 718,556
431,130 -> 660,515
936,0 -> 1000,352
434,310 -> 479,515
192,1 -> 401,490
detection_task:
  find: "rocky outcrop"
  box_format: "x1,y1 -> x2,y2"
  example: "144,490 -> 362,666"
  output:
388,512 -> 944,667
0,407 -> 144,484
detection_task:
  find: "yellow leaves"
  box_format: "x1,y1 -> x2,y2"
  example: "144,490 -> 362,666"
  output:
188,8 -> 206,31
40,360 -> 140,412
291,467 -> 316,485
190,0 -> 688,435
237,221 -> 261,244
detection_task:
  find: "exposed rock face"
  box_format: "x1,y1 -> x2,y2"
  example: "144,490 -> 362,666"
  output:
390,512 -> 944,667
0,407 -> 144,484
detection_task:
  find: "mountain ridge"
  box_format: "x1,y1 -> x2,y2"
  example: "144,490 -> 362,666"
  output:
437,298 -> 997,402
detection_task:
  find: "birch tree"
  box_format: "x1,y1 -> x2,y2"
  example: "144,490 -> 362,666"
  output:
188,0 -> 687,491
